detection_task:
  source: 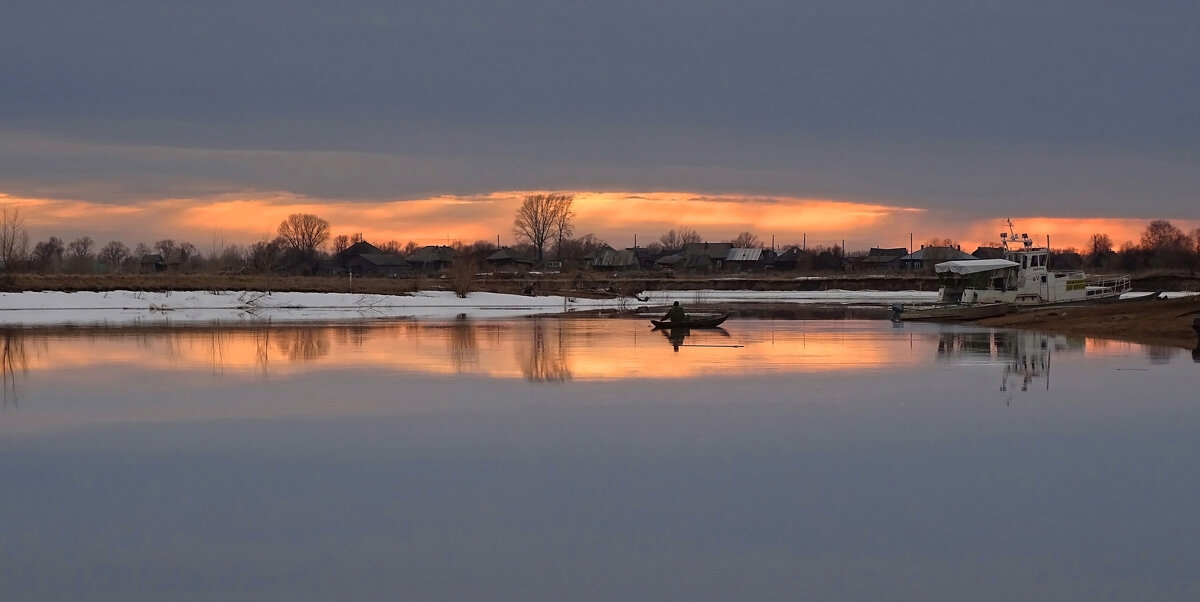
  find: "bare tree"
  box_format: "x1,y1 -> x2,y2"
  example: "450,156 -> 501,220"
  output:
277,213 -> 331,259
0,207 -> 29,271
248,238 -> 283,272
1141,219 -> 1188,267
66,236 -> 95,272
403,241 -> 420,256
514,193 -> 574,263
729,231 -> 760,248
331,234 -> 352,254
1087,233 -> 1113,257
1141,220 -> 1187,252
556,233 -> 608,260
155,239 -> 178,262
32,237 -> 65,273
98,240 -> 130,270
659,228 -> 702,250
552,194 -> 575,260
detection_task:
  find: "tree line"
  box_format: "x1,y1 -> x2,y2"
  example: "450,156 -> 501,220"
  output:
2,200 -> 1198,274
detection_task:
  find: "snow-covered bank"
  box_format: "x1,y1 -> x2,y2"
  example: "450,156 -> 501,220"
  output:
640,289 -> 938,305
0,288 -> 944,327
0,290 -> 625,327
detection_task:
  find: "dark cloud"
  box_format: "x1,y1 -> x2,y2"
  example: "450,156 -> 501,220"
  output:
2,1 -> 1198,217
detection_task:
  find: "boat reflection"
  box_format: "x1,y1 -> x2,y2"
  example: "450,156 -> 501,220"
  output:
935,330 -> 1084,394
655,326 -> 732,351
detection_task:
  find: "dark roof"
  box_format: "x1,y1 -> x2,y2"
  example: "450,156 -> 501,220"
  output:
408,245 -> 455,263
340,240 -> 383,257
901,247 -> 976,262
682,242 -> 733,260
591,247 -> 640,268
859,247 -> 908,264
773,248 -> 806,262
485,248 -> 535,263
655,252 -> 687,265
140,254 -> 165,264
972,246 -> 1006,260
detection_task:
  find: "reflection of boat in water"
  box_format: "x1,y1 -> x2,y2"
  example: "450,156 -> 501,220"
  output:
657,326 -> 732,351
934,329 -> 1084,394
650,313 -> 730,329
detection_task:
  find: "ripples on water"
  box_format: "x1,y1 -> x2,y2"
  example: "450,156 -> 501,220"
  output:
0,318 -> 1197,601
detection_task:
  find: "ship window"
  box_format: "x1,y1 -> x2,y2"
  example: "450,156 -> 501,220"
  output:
1022,256 -> 1028,269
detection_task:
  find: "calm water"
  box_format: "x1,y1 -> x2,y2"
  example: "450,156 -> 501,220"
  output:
1,318 -> 1197,601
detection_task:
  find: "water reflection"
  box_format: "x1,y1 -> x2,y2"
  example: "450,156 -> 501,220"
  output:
1,329 -> 29,407
519,320 -> 572,382
934,330 -> 1084,394
0,319 -> 1193,391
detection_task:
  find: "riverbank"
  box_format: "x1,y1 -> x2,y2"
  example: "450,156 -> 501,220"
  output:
978,295 -> 1200,349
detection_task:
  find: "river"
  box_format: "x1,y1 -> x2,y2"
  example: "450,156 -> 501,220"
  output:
1,318 -> 1196,600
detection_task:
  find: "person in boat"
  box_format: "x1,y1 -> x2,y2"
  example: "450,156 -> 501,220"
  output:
662,301 -> 688,324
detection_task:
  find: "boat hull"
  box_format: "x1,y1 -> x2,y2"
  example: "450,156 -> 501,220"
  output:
898,303 -> 1011,322
650,313 -> 730,328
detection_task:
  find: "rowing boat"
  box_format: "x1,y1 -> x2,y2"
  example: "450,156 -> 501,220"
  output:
650,313 -> 730,328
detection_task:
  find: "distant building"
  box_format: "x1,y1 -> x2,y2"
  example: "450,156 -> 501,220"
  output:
589,246 -> 640,270
724,247 -> 777,272
408,246 -> 456,272
343,253 -> 411,277
857,247 -> 909,271
972,246 -> 1006,260
334,240 -> 386,273
682,242 -> 733,271
772,248 -> 812,271
139,254 -> 167,273
483,248 -> 536,272
900,246 -> 976,270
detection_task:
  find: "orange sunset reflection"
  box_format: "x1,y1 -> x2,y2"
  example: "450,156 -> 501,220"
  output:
7,320 -> 932,383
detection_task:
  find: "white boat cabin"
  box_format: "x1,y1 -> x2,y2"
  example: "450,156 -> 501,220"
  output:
934,228 -> 1131,306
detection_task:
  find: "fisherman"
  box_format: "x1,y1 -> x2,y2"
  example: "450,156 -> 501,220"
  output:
662,301 -> 688,324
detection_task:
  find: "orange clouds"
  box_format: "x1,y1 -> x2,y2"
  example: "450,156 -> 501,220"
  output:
3,190 -> 1195,252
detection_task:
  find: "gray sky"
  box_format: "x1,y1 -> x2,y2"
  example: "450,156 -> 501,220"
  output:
2,0 -> 1198,223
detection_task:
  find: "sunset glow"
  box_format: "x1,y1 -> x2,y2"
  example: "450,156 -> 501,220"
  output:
3,190 -> 1194,253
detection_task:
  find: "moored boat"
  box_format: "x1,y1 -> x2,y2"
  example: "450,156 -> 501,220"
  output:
934,221 -> 1131,307
894,302 -> 1011,322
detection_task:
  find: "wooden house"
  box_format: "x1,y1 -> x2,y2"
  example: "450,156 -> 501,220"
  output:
900,246 -> 976,271
857,247 -> 908,271
343,253 -> 411,277
483,248 -> 536,272
723,247 -> 777,272
408,245 -> 456,272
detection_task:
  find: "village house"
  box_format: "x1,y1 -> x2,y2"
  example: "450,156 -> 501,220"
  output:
771,248 -> 813,271
723,247 -> 777,272
333,239 -> 409,276
483,248 -> 536,272
899,246 -> 976,271
857,247 -> 909,271
343,253 -> 411,277
407,245 -> 456,272
589,246 -> 641,271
